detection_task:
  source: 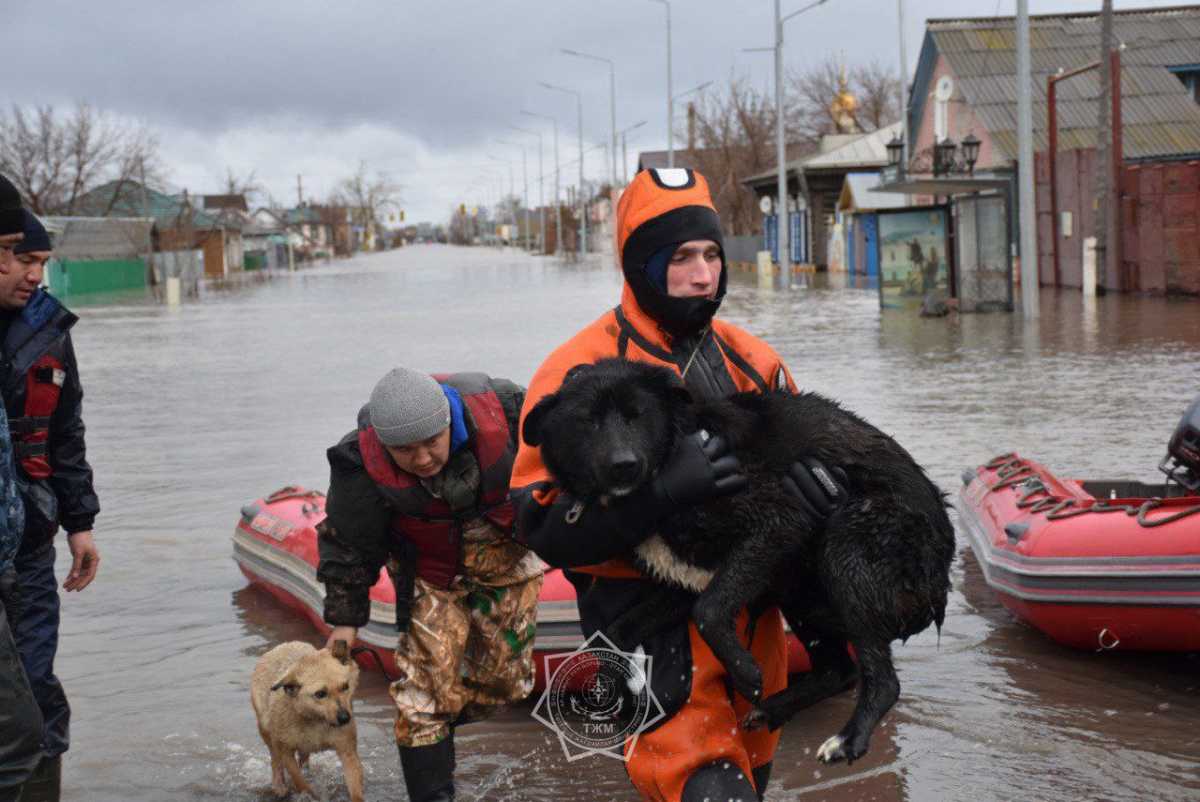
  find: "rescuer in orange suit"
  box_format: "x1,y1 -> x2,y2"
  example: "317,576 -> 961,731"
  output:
511,167 -> 845,802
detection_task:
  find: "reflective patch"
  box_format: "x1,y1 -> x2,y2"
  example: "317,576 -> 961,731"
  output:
51,369 -> 66,387
652,168 -> 690,188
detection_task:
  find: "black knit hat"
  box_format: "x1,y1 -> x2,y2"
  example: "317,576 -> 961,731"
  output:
12,211 -> 50,254
0,174 -> 23,236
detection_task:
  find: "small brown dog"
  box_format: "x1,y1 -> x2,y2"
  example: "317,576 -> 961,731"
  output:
250,640 -> 364,801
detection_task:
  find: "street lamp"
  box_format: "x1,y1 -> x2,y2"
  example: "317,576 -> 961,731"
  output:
618,120 -> 647,183
497,139 -> 529,249
745,0 -> 830,269
521,109 -> 561,256
961,132 -> 981,175
509,124 -> 545,253
886,133 -> 904,167
486,154 -> 515,243
934,138 -> 957,177
561,48 -> 617,188
540,81 -> 587,257
648,0 -> 673,167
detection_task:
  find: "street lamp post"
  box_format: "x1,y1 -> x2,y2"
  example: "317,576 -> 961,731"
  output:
497,139 -> 530,249
510,125 -> 545,254
486,154 -> 515,244
672,80 -> 712,150
561,48 -> 618,188
521,109 -> 561,256
747,0 -> 828,270
540,81 -> 587,257
648,0 -> 673,167
618,120 -> 648,183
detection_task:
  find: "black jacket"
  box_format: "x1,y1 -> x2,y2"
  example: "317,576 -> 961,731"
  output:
1,290 -> 98,554
317,376 -> 525,628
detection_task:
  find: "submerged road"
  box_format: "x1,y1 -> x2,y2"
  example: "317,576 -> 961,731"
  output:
54,245 -> 1200,800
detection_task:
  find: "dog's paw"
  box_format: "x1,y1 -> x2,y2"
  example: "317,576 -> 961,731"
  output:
817,734 -> 847,764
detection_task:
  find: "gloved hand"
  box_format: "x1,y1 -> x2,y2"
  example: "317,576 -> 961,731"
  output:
643,429 -> 747,520
781,457 -> 848,526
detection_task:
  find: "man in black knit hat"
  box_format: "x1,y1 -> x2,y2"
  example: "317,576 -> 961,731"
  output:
0,173 -> 44,802
2,208 -> 101,802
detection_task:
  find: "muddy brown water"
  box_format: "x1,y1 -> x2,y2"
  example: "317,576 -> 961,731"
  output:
51,245 -> 1200,800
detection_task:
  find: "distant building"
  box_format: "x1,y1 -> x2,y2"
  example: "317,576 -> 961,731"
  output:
896,5 -> 1200,294
41,216 -> 155,295
74,180 -> 244,279
743,123 -> 904,268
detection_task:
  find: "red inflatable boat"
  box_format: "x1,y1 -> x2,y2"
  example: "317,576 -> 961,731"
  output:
959,454 -> 1200,652
234,486 -> 811,689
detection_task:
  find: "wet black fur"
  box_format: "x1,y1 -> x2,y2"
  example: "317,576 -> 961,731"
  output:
523,358 -> 956,764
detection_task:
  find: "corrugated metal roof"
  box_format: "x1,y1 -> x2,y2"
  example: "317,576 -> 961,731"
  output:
742,123 -> 902,185
41,216 -> 153,260
838,172 -> 910,212
926,5 -> 1200,160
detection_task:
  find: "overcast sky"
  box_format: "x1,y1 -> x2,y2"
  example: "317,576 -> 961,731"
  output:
9,0 -> 1186,223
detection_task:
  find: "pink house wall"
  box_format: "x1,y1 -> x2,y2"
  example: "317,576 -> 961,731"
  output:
910,54 -> 1004,173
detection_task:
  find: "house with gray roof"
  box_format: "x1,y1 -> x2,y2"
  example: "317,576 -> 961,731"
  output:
907,5 -> 1200,173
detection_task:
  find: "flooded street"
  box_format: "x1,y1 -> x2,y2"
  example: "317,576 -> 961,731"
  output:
57,244 -> 1200,800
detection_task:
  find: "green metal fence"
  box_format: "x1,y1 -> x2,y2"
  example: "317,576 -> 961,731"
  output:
47,258 -> 147,296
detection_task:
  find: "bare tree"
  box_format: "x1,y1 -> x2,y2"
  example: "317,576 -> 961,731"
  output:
852,62 -> 903,132
787,58 -> 902,144
682,75 -> 798,235
223,167 -> 264,206
0,102 -> 162,215
334,162 -> 402,249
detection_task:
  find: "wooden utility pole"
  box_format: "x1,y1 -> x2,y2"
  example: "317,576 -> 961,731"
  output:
1093,0 -> 1114,294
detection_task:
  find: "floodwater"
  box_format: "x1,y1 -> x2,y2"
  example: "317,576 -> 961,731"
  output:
51,245 -> 1200,800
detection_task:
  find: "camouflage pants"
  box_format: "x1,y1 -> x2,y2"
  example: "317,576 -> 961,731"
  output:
390,570 -> 542,747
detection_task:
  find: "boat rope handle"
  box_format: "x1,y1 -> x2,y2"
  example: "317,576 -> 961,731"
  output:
983,455 -> 1200,527
1096,628 -> 1120,651
1135,498 -> 1200,527
265,486 -> 325,504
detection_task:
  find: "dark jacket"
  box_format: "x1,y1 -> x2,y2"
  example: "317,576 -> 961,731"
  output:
317,375 -> 525,629
1,290 -> 97,554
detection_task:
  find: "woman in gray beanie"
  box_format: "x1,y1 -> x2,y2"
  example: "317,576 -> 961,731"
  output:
317,366 -> 543,802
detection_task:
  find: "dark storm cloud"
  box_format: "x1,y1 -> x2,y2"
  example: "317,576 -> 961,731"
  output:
9,0 -> 1184,220
14,0 -> 696,150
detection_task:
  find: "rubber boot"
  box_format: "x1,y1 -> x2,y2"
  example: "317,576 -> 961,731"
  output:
681,759 -> 757,802
17,756 -> 60,802
398,735 -> 455,802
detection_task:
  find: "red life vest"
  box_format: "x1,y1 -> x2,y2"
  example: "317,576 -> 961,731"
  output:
11,353 -> 67,480
357,373 -> 516,588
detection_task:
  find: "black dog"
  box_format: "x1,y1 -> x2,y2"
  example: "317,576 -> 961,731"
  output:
522,358 -> 955,764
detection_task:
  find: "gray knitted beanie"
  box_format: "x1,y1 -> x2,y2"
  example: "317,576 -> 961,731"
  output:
369,367 -> 451,446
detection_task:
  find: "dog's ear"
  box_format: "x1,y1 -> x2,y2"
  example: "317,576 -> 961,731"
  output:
522,392 -> 560,448
270,667 -> 301,696
564,362 -> 600,384
330,639 -> 350,664
648,366 -> 692,410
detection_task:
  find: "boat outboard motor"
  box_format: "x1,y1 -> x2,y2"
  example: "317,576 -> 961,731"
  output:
1159,394 -> 1200,492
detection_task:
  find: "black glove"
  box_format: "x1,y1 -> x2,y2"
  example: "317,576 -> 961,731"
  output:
515,430 -> 746,570
781,457 -> 847,525
645,429 -> 747,519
